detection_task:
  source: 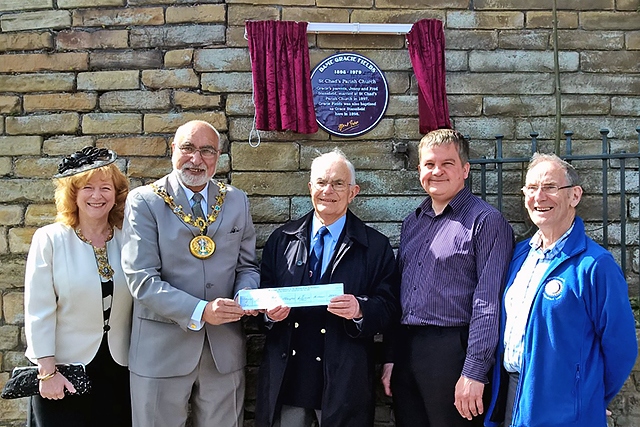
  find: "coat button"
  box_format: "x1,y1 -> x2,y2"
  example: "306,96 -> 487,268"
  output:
281,353 -> 286,358
294,322 -> 299,328
205,283 -> 213,288
315,356 -> 321,362
296,260 -> 303,266
320,328 -> 326,334
292,350 -> 296,356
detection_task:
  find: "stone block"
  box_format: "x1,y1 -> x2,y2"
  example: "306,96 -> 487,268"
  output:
386,95 -> 418,116
0,52 -> 87,73
376,0 -> 466,7
448,95 -> 483,117
176,92 -> 222,110
130,25 -> 225,48
225,27 -> 250,48
144,112 -> 227,133
216,153 -> 230,174
231,172 -> 309,196
77,70 -> 139,91
382,72 -> 410,94
0,0 -> 51,12
392,118 -> 422,141
561,73 -> 640,95
557,0 -> 615,9
317,33 -> 405,50
23,93 -> 97,112
616,0 -> 640,9
201,72 -> 253,93
316,0 -> 371,7
227,0 -> 313,4
166,4 -> 225,23
0,227 -> 7,254
469,50 -> 578,72
581,12 -> 640,30
0,136 -> 42,155
483,95 -> 556,116
1,10 -> 71,31
231,142 -> 299,171
0,74 -> 75,93
25,204 -> 56,226
525,11 -> 578,29
498,30 -> 550,50
43,136 -> 94,155
2,292 -> 24,325
99,90 -> 171,111
0,96 -> 20,115
90,50 -> 163,70
141,69 -> 199,89
611,97 -> 640,116
72,7 -> 164,26
0,258 -> 27,289
0,158 -> 12,176
349,195 -> 423,222
97,136 -> 167,156
350,8 -> 445,22
562,95 -> 610,115
0,206 -> 23,226
476,0 -> 613,9
0,31 -> 52,51
56,29 -> 128,49
445,29 -> 498,50
165,49 -> 193,68
59,0 -> 123,6
553,30 -> 624,50
628,31 -> 640,50
227,5 -> 279,26
3,351 -> 30,371
581,51 -> 640,73
0,325 -> 20,350
446,72 -> 554,95
0,387 -> 28,420
283,7 -> 351,23
127,158 -> 172,179
447,11 -> 524,29
15,158 -> 59,178
6,113 -> 79,135
225,94 -> 254,116
300,142 -> 405,171
82,113 -> 142,135
454,117 -> 516,140
445,50 -> 468,72
228,118 -> 328,142
248,197 -> 291,223
194,49 -> 251,72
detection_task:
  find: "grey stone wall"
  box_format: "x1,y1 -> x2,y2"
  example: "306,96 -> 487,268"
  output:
1,0 -> 639,424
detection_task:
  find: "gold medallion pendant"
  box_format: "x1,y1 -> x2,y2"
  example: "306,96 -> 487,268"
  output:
190,235 -> 216,259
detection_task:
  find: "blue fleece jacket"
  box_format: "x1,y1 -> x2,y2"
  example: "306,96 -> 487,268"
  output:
485,217 -> 637,427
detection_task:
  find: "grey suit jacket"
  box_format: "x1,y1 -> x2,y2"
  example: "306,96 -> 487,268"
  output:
121,171 -> 260,377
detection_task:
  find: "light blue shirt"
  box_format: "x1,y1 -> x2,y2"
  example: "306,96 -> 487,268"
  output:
311,214 -> 346,276
503,223 -> 574,372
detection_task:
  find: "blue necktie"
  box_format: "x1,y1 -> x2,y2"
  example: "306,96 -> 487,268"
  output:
191,193 -> 207,234
309,226 -> 329,283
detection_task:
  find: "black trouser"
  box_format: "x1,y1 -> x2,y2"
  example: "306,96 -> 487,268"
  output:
391,325 -> 486,427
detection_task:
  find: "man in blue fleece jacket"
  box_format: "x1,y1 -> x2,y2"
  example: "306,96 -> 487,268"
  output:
485,153 -> 637,427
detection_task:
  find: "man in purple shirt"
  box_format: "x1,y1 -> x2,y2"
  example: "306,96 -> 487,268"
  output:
382,129 -> 514,427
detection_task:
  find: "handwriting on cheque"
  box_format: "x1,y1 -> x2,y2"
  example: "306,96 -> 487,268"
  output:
236,283 -> 344,310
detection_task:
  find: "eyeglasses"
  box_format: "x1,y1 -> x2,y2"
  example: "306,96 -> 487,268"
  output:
177,144 -> 220,158
521,184 -> 574,197
311,180 -> 351,192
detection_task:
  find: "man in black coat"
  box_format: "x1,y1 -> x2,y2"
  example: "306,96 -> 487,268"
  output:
255,149 -> 399,427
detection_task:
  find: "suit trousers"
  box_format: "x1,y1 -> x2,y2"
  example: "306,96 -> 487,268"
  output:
274,405 -> 322,427
130,335 -> 245,427
391,325 -> 486,427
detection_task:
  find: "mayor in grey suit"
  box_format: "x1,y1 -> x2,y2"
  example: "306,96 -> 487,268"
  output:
121,120 -> 260,427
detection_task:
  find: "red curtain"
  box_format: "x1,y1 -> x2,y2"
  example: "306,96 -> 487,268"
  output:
407,19 -> 451,134
246,20 -> 318,134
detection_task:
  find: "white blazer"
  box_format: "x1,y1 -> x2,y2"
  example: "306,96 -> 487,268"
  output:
24,223 -> 132,366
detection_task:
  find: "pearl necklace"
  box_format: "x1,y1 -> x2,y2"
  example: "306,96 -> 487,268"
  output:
75,227 -> 115,280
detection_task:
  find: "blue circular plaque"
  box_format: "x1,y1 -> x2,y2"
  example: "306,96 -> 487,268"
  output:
311,53 -> 388,138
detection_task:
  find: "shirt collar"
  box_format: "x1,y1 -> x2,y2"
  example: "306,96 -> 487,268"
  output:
416,185 -> 472,218
312,214 -> 346,242
529,222 -> 575,259
178,181 -> 209,205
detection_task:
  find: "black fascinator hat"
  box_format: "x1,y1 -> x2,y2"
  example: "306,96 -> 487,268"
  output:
54,146 -> 117,178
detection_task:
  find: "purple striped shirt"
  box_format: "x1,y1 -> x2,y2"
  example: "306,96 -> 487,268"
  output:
398,186 -> 514,383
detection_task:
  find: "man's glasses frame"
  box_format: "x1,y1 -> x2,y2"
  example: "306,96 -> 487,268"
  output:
521,184 -> 575,197
177,144 -> 220,158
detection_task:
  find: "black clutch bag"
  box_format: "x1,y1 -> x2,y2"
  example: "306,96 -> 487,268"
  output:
1,364 -> 91,399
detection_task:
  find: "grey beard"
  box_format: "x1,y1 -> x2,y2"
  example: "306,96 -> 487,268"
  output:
177,167 -> 212,188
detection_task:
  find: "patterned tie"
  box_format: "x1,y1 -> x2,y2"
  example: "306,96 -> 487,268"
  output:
309,226 -> 329,283
191,193 -> 207,234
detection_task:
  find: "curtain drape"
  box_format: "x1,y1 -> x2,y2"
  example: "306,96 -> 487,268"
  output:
407,19 -> 451,134
246,20 -> 318,134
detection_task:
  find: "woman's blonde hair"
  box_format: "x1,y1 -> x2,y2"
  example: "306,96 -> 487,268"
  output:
54,163 -> 129,229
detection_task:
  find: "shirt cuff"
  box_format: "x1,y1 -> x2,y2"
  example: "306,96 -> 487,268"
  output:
462,355 -> 489,384
353,317 -> 363,330
188,300 -> 208,331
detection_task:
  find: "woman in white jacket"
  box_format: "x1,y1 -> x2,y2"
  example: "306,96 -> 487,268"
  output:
24,147 -> 132,427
